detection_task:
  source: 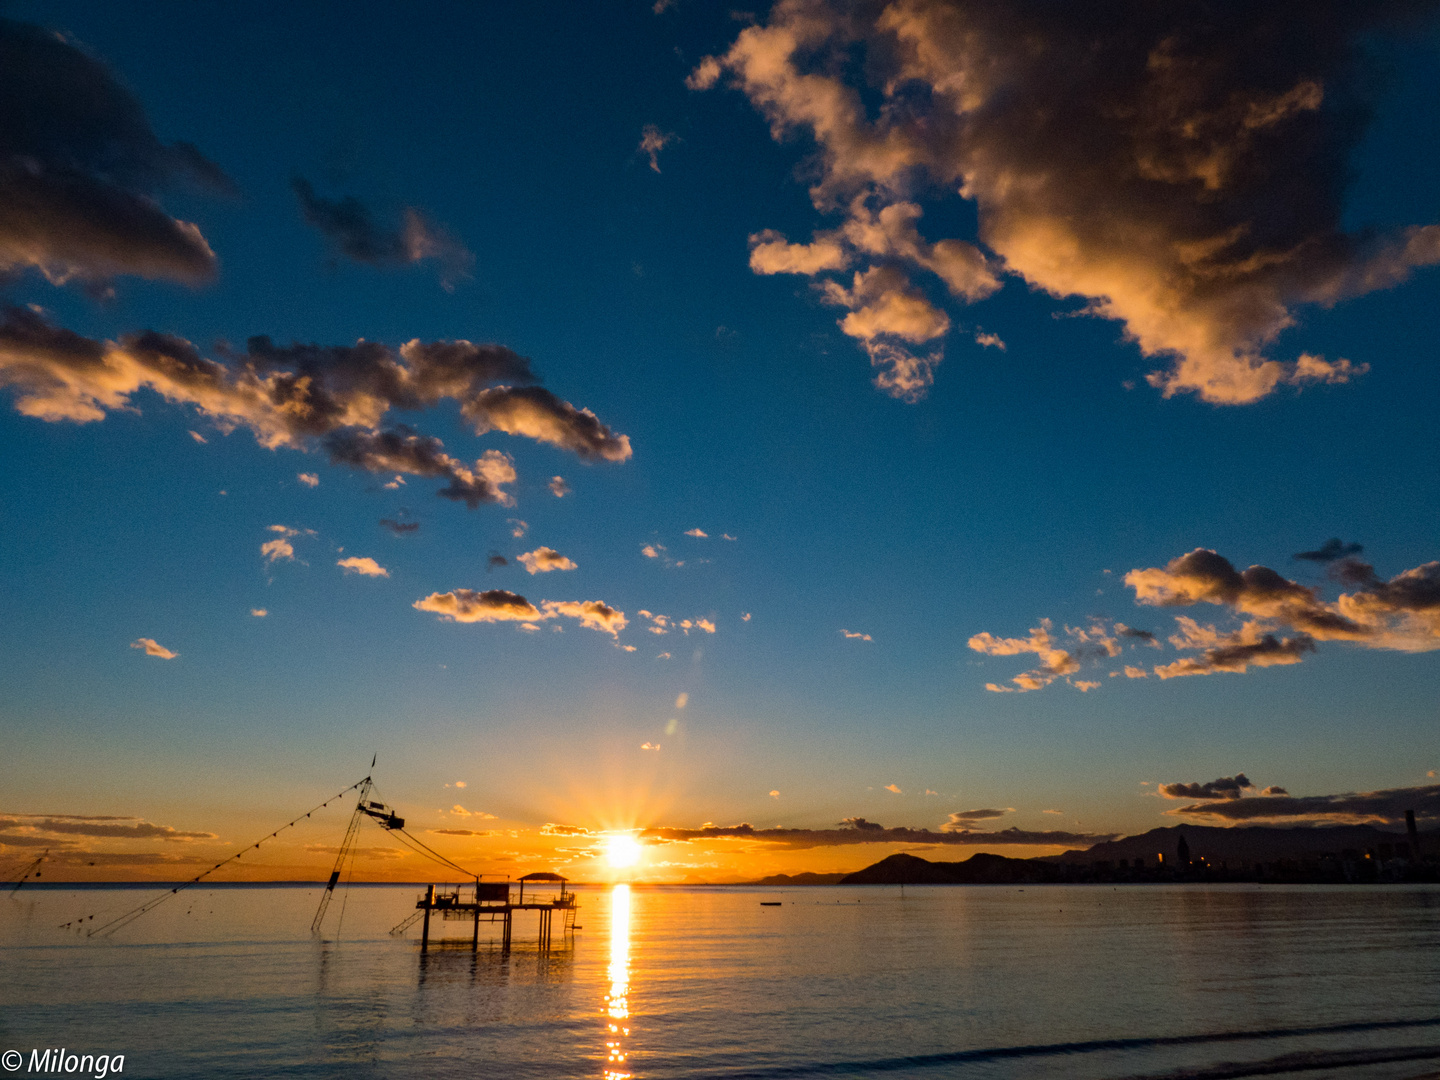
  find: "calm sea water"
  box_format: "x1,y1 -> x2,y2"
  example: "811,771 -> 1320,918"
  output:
4,883 -> 1440,1079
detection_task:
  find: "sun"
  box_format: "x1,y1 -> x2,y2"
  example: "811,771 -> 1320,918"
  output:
605,834 -> 643,869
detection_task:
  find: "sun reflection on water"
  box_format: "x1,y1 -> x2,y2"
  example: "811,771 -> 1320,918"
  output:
604,884 -> 631,1079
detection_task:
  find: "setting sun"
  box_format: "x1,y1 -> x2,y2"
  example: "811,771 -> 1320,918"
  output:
605,834 -> 643,869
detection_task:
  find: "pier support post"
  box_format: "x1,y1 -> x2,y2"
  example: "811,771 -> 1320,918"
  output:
420,884 -> 434,952
472,888 -> 480,952
502,908 -> 512,952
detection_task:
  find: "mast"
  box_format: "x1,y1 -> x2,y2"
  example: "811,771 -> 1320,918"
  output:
311,775 -> 372,934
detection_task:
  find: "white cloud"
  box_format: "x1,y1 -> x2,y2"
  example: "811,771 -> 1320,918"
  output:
297,472 -> 319,488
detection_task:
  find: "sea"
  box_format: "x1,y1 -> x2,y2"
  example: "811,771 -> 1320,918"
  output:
3,882 -> 1440,1079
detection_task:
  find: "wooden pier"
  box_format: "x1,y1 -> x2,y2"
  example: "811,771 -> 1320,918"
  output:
413,872 -> 577,952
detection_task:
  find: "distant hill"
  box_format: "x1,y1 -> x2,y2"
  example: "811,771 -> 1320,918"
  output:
1047,824 -> 1427,867
752,872 -> 848,886
840,852 -> 1044,885
757,825 -> 1435,888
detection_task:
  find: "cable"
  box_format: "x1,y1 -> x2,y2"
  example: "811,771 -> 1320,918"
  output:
385,825 -> 477,878
64,777 -> 369,937
367,784 -> 481,879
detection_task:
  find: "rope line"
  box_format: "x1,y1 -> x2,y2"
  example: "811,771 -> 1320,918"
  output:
62,777 -> 369,937
367,784 -> 480,879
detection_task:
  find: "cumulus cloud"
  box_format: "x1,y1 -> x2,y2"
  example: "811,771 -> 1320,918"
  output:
413,588 -> 541,624
548,475 -> 570,497
540,600 -> 627,636
641,742 -> 660,750
693,0 -> 1440,404
637,610 -> 713,636
379,517 -> 419,535
969,618 -> 1139,691
638,124 -> 677,172
130,637 -> 177,659
1126,548 -> 1440,674
1152,619 -> 1315,678
978,546 -> 1440,689
0,309 -> 630,501
261,524 -> 313,564
415,588 -> 626,636
463,385 -> 631,462
840,629 -> 872,641
509,519 -> 528,538
517,546 -> 578,575
337,556 -> 388,577
297,472 -> 319,487
0,17 -> 229,292
1168,782 -> 1440,825
748,229 -> 848,275
685,528 -> 708,538
642,820 -> 1114,850
292,177 -> 473,289
1158,774 -> 1254,800
968,620 -> 1081,692
251,608 -> 267,617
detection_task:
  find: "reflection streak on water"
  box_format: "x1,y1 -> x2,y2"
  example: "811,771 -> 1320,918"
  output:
604,884 -> 632,1079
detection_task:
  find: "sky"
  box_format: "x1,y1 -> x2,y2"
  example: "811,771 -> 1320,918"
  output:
2,0 -> 1439,884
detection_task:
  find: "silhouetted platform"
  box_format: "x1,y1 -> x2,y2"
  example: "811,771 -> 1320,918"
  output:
412,873 -> 577,951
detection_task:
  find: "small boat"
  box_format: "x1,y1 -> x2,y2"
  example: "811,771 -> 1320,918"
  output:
760,901 -> 782,906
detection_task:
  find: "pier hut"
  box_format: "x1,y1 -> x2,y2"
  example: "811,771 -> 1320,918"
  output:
412,874 -> 577,952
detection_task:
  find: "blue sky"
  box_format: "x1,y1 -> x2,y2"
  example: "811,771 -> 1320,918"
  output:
2,1 -> 1438,881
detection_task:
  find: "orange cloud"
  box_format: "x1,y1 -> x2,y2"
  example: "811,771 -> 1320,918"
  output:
337,556 -> 388,577
413,588 -> 541,624
694,0 -> 1440,404
415,589 -> 627,637
130,637 -> 177,660
0,309 -> 629,503
517,547 -> 578,575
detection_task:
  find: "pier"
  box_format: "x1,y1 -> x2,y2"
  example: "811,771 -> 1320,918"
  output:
408,872 -> 578,952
